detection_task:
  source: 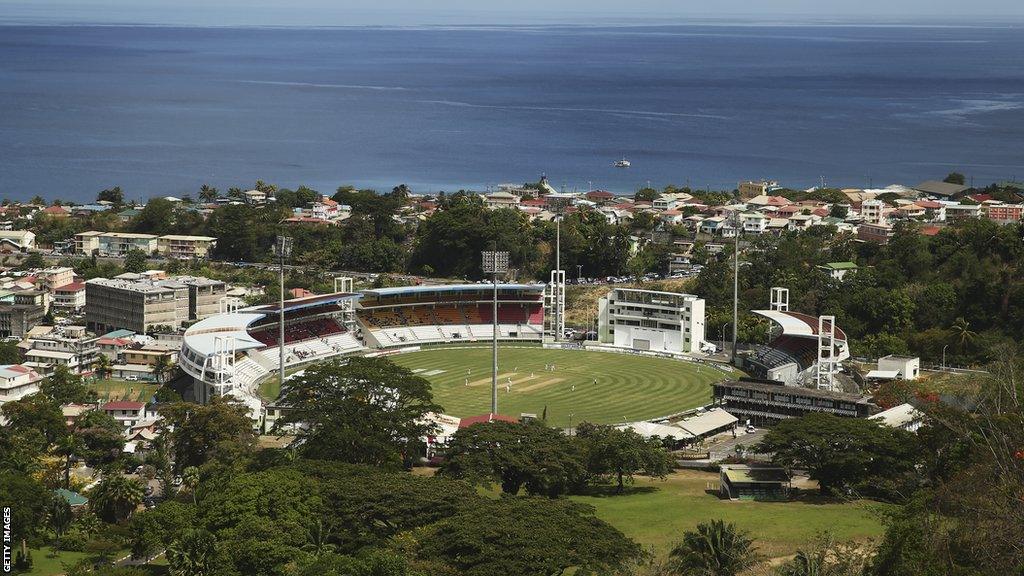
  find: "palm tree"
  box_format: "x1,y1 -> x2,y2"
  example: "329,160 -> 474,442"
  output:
47,496 -> 73,550
301,517 -> 335,557
950,317 -> 977,352
198,184 -> 219,203
153,355 -> 173,385
89,475 -> 145,522
94,354 -> 112,381
668,519 -> 760,576
181,466 -> 200,505
167,529 -> 217,576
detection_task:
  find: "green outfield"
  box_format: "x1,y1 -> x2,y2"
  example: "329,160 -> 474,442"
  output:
391,346 -> 728,425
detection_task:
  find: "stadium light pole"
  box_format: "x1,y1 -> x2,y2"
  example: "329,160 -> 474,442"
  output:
483,246 -> 508,415
275,235 -> 293,391
554,209 -> 563,342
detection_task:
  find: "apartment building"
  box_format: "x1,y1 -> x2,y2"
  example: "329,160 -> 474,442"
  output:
0,290 -> 45,338
598,288 -> 706,354
21,325 -> 99,374
52,282 -> 87,312
860,199 -> 885,225
86,278 -> 188,334
857,222 -> 894,244
0,364 -> 43,413
986,204 -> 1024,224
37,267 -> 75,293
738,180 -> 780,200
85,275 -> 224,334
75,231 -> 218,259
157,235 -> 217,259
0,230 -> 36,252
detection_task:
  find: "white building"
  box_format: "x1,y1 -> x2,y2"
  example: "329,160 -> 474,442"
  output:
0,364 -> 43,414
861,199 -> 885,225
598,288 -> 706,354
741,212 -> 768,234
870,403 -> 924,432
877,355 -> 920,380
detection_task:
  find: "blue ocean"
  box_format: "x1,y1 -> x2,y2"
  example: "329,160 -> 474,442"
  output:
1,23 -> 1023,201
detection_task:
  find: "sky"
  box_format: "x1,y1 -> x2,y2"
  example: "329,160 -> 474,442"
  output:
2,0 -> 1023,26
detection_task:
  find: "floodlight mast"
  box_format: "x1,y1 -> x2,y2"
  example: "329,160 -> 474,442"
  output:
482,247 -> 509,414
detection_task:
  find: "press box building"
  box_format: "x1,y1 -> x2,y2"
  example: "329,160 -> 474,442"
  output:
597,288 -> 706,354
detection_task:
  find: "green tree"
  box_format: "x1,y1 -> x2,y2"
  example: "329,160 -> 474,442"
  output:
166,528 -> 217,576
153,354 -> 173,384
439,421 -> 585,497
97,186 -> 125,205
40,365 -> 94,404
1,393 -> 65,445
123,248 -> 148,273
75,409 -> 125,466
755,413 -> 918,496
48,495 -> 74,549
943,172 -> 966,185
158,399 -> 256,472
89,474 -> 145,522
777,532 -> 872,576
413,496 -> 641,576
198,184 -> 219,203
575,422 -> 673,493
667,520 -> 760,576
94,354 -> 112,380
130,198 -> 177,235
128,500 -> 196,560
0,471 -> 50,549
276,358 -> 441,468
634,187 -> 658,202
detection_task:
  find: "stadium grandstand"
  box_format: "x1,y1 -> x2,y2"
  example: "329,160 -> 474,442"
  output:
739,288 -> 850,390
356,284 -> 545,348
180,291 -> 363,414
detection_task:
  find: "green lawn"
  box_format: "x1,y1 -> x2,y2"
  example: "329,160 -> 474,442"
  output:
21,546 -> 91,576
391,347 -> 728,425
90,379 -> 161,402
574,471 -> 889,560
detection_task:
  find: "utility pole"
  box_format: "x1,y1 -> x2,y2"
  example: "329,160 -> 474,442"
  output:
274,235 -> 293,390
482,247 -> 509,415
731,211 -> 739,364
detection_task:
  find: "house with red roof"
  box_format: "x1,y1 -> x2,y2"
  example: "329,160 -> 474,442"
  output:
585,190 -> 615,204
102,401 -> 149,428
53,281 -> 86,312
39,205 -> 70,219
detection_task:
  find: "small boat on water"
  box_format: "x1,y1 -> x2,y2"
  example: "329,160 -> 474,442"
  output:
614,158 -> 631,168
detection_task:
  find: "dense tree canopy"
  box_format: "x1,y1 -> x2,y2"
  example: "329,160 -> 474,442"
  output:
276,357 -> 441,468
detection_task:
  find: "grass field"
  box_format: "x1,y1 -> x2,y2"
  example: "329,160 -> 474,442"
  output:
391,346 -> 728,425
574,471 -> 889,560
90,379 -> 160,402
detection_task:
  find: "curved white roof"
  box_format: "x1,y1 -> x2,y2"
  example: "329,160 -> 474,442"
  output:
752,310 -> 847,341
182,312 -> 267,355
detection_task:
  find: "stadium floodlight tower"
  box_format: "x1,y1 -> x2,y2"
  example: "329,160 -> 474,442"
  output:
274,235 -> 293,391
548,208 -> 566,342
482,248 -> 509,414
769,287 -> 789,312
210,335 -> 236,400
816,315 -> 839,391
334,276 -> 355,328
218,296 -> 240,315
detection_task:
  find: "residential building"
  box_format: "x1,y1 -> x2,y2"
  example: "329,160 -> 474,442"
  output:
243,189 -> 267,205
943,203 -> 982,221
598,288 -> 706,354
102,401 -> 149,428
156,235 -> 218,260
37,267 -> 75,293
0,364 -> 43,412
0,290 -> 45,338
52,282 -> 87,312
817,261 -> 858,281
483,191 -> 520,208
174,276 -> 227,321
860,199 -> 885,225
741,212 -> 768,234
858,222 -> 894,244
0,230 -> 35,252
122,346 -> 177,367
986,204 -> 1024,224
21,325 -> 99,374
75,231 -> 158,257
712,379 -> 876,425
738,180 -> 780,200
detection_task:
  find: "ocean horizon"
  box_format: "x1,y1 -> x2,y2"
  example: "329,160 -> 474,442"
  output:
2,22 -> 1023,201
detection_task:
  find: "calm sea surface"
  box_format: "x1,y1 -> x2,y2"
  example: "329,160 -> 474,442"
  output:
1,24 -> 1023,201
